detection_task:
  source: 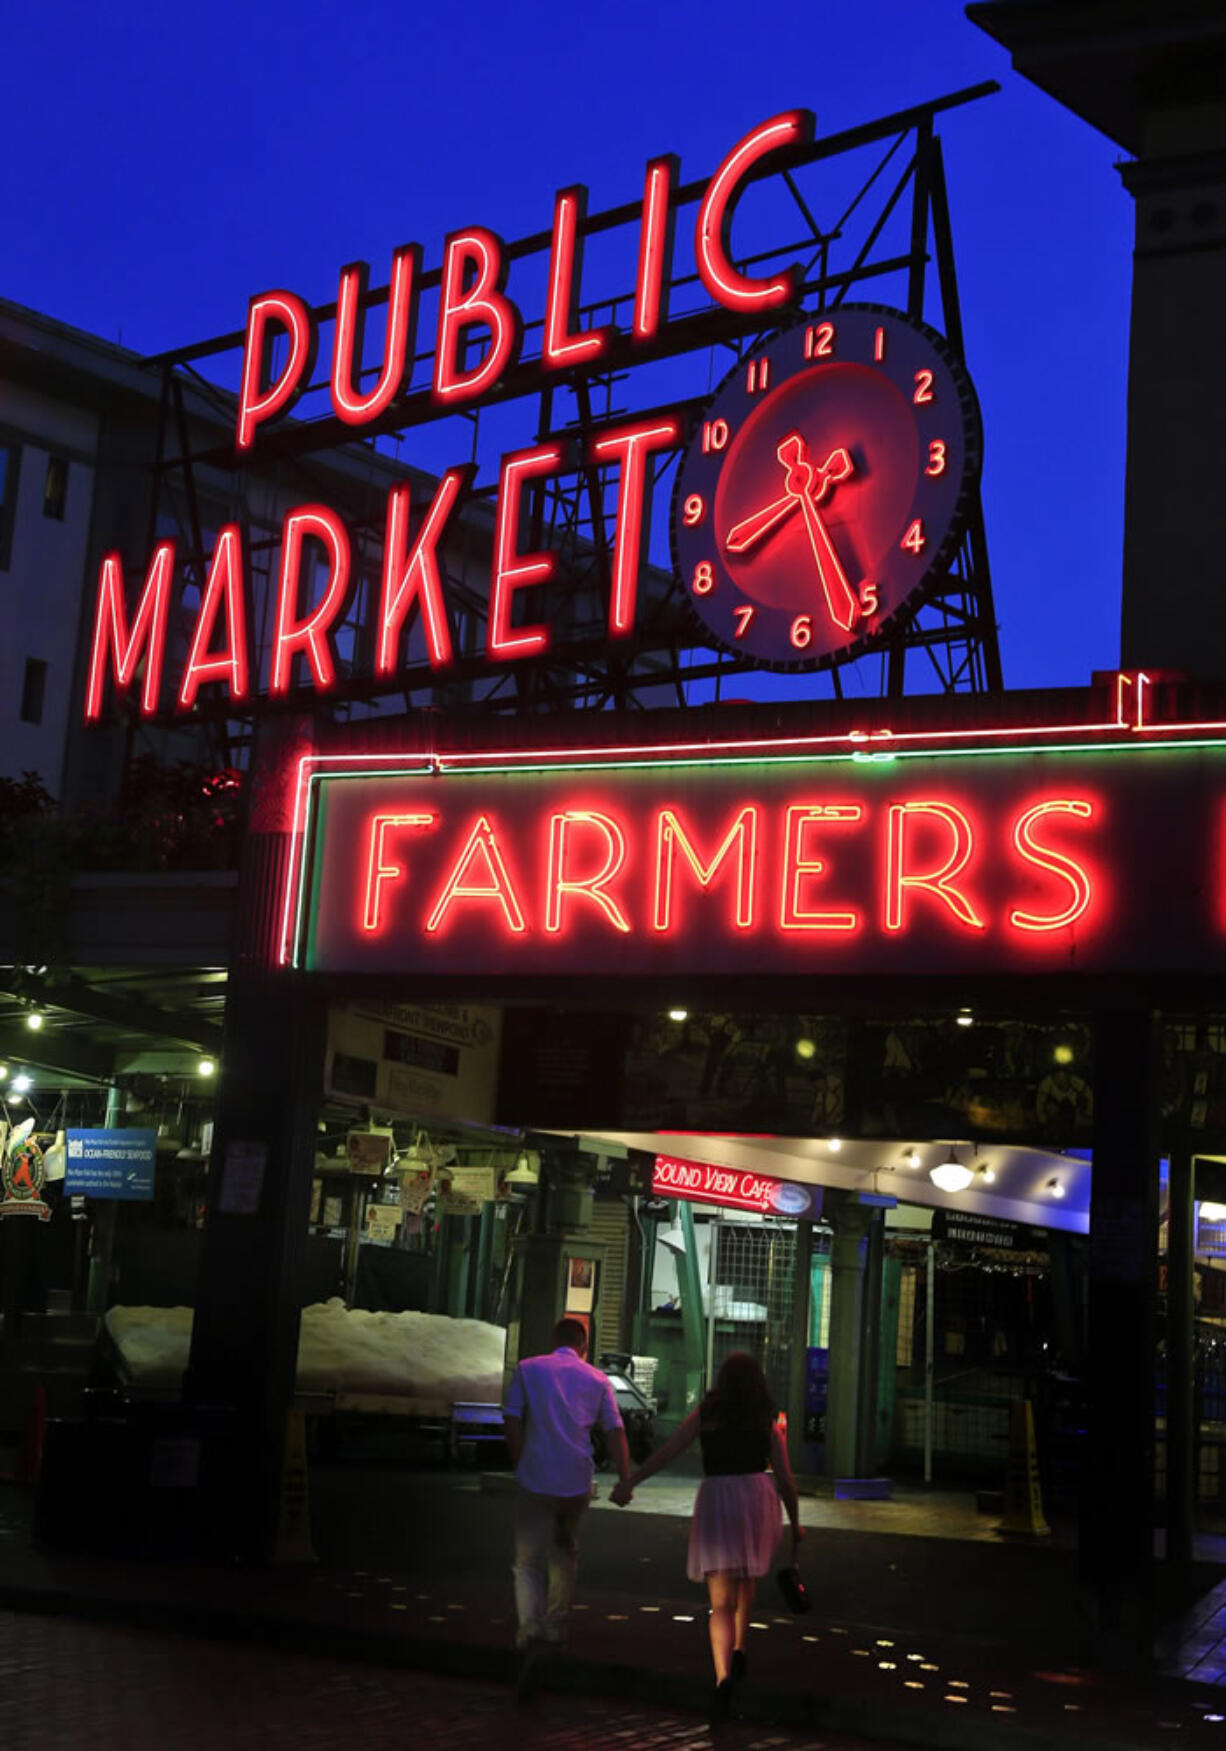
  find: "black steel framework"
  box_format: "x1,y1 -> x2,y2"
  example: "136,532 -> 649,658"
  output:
139,83 -> 1002,768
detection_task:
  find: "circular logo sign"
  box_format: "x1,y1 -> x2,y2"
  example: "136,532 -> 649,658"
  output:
1,1138 -> 47,1212
672,303 -> 982,670
769,1181 -> 812,1216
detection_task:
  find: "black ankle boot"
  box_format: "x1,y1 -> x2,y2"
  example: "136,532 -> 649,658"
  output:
731,1648 -> 747,1681
711,1677 -> 734,1721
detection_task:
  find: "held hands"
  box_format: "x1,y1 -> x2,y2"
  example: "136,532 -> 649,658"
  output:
791,1523 -> 806,1547
610,1479 -> 635,1507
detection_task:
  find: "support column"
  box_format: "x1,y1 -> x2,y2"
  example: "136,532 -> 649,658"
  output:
673,1199 -> 707,1414
184,721 -> 328,1560
787,1219 -> 814,1478
825,1195 -> 875,1480
184,971 -> 326,1559
504,1233 -> 569,1378
856,1211 -> 885,1473
1167,1149 -> 1197,1565
502,1146 -> 596,1379
472,1205 -> 494,1322
1081,1008 -> 1160,1668
445,1215 -> 473,1318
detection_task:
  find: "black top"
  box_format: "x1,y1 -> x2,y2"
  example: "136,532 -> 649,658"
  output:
699,1415 -> 771,1476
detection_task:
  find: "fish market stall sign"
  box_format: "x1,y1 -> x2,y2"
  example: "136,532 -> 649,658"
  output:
64,1130 -> 157,1201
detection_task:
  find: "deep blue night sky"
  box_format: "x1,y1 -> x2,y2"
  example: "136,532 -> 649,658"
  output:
2,0 -> 1133,691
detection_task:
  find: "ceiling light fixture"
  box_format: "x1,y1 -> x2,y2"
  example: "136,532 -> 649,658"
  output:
1052,1043 -> 1075,1065
955,1009 -> 973,1028
667,1008 -> 688,1023
903,1148 -> 921,1170
11,1073 -> 31,1094
24,1011 -> 44,1031
197,1057 -> 216,1077
794,1036 -> 816,1060
930,1148 -> 974,1194
1046,1178 -> 1066,1199
1200,1202 -> 1226,1223
506,1149 -> 540,1186
827,1137 -> 842,1153
976,1160 -> 997,1186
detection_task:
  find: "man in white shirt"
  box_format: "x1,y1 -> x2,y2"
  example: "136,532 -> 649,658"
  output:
503,1317 -> 630,1667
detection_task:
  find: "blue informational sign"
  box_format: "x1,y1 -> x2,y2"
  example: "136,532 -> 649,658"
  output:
804,1346 -> 829,1469
64,1129 -> 157,1201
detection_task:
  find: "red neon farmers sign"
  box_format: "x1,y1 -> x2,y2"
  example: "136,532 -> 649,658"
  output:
287,733 -> 1226,980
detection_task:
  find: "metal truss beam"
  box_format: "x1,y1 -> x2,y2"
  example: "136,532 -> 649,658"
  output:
0,1025 -> 114,1086
0,972 -> 223,1057
132,80 -> 1004,750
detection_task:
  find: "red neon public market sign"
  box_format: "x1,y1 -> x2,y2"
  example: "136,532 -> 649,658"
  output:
82,113 -> 816,724
284,716 -> 1226,980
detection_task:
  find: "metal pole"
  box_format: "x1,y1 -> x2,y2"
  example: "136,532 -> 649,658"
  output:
86,1084 -> 123,1316
924,1239 -> 935,1485
1167,1150 -> 1196,1563
763,1228 -> 778,1388
675,1200 -> 707,1415
706,1214 -> 718,1390
787,1219 -> 814,1478
473,1203 -> 494,1323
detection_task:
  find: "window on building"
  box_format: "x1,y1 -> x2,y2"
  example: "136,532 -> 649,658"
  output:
0,442 -> 20,570
20,658 -> 47,725
43,455 -> 68,521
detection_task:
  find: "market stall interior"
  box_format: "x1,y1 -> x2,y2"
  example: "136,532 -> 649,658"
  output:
0,983 -> 1125,1507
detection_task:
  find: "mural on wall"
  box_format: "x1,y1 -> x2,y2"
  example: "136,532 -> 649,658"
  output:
621,1013 -> 847,1134
1159,1017 -> 1226,1148
858,1017 -> 1094,1145
498,1007 -> 1109,1144
496,1009 -> 846,1133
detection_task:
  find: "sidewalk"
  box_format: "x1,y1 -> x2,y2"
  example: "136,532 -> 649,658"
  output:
0,1469 -> 1222,1751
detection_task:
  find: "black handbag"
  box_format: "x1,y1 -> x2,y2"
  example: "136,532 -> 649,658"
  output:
775,1562 -> 811,1614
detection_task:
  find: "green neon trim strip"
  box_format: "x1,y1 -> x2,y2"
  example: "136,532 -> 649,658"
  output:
439,737 -> 1226,774
306,736 -> 1226,785
293,771 -> 331,969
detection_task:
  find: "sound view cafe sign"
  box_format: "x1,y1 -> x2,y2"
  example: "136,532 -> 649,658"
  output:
654,1153 -> 823,1220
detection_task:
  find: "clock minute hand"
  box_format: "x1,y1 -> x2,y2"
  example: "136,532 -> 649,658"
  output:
776,434 -> 859,632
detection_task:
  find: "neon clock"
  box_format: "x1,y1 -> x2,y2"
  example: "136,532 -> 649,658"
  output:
672,304 -> 982,669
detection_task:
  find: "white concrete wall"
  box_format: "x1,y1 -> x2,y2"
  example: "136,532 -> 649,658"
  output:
0,379 -> 98,793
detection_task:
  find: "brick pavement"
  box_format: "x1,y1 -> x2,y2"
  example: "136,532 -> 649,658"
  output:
2,1476 -> 1224,1749
0,1612 -> 884,1751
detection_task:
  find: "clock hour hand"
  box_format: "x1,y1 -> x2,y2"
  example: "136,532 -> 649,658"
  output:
724,445 -> 855,555
725,490 -> 796,554
777,434 -> 859,632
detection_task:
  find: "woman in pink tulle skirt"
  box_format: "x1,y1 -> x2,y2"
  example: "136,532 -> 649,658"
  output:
612,1352 -> 803,1717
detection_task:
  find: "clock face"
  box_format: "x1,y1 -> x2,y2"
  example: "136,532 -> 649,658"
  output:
672,304 -> 982,670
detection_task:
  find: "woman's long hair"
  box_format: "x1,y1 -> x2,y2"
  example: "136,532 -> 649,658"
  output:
701,1350 -> 775,1428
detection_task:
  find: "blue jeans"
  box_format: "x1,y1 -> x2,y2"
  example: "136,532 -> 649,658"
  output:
513,1485 -> 589,1647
